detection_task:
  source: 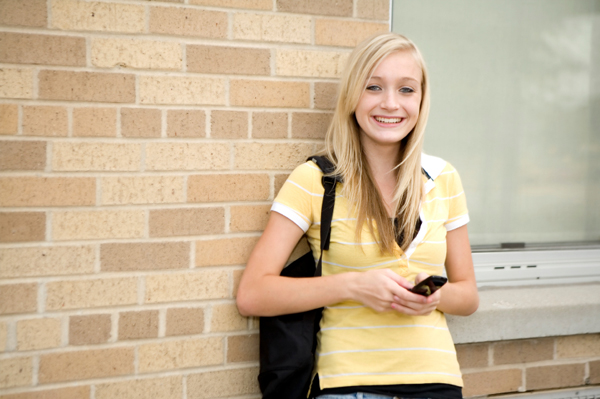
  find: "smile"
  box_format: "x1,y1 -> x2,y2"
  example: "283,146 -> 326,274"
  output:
374,116 -> 403,124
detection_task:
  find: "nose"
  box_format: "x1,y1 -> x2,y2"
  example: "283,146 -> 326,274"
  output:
381,90 -> 400,110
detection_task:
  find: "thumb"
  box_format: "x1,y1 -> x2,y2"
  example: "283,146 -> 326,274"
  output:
385,270 -> 412,290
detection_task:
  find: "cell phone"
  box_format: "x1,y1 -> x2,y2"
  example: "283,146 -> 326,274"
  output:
410,276 -> 447,296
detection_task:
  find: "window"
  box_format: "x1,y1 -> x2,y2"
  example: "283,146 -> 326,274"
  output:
392,0 -> 600,286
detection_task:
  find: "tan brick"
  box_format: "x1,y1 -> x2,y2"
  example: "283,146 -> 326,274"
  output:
357,0 -> 390,20
234,142 -> 314,170
166,307 -> 204,336
188,174 -> 270,203
149,6 -> 227,38
16,318 -> 61,350
189,0 -> 271,9
149,208 -> 224,237
145,270 -> 229,303
228,334 -> 259,363
167,110 -> 206,138
315,19 -> 388,47
96,376 -> 182,399
187,45 -> 270,75
231,79 -> 310,108
0,69 -> 34,99
462,368 -> 522,397
69,314 -> 111,345
233,269 -> 243,299
211,110 -> 248,139
0,246 -> 94,278
46,277 -> 138,310
145,143 -> 229,171
121,108 -> 162,138
0,33 -> 85,66
0,0 -> 47,27
493,337 -> 554,365
39,347 -> 134,383
139,76 -> 226,105
526,363 -> 585,391
39,70 -> 136,103
52,210 -> 145,240
101,176 -> 185,205
0,141 -> 46,171
590,360 -> 600,384
556,333 -> 600,358
0,284 -> 37,315
277,49 -> 349,78
233,13 -> 311,44
456,342 -> 489,369
0,357 -> 32,388
53,142 -> 141,171
314,82 -> 338,110
119,310 -> 158,340
292,112 -> 333,139
0,321 -> 6,351
0,177 -> 95,207
277,0 -> 352,16
51,0 -> 145,33
196,236 -> 258,267
138,336 -> 223,373
0,387 -> 91,399
101,242 -> 189,272
274,173 -> 289,196
230,205 -> 270,232
210,303 -> 247,332
187,367 -> 260,399
0,104 -> 18,135
73,107 -> 117,137
252,112 -> 287,139
92,38 -> 182,70
22,106 -> 68,137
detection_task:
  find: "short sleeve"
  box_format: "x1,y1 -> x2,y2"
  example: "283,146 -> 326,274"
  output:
271,161 -> 321,232
444,164 -> 470,231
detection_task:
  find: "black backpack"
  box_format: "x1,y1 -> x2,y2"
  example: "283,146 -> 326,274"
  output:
258,156 -> 340,399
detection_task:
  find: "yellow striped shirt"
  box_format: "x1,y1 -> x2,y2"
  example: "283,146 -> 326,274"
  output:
272,153 -> 469,389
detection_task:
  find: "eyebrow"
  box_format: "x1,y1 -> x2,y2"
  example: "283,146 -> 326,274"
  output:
369,76 -> 420,84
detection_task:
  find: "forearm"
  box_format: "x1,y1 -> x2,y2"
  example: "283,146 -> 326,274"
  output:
237,272 -> 357,317
436,280 -> 479,316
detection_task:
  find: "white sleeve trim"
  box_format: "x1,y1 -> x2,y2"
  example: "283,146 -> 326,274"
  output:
271,202 -> 310,232
445,214 -> 470,231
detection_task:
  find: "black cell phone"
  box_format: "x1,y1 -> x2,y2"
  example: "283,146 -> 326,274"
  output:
410,276 -> 447,296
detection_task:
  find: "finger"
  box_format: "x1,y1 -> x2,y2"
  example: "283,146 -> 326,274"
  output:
414,272 -> 430,285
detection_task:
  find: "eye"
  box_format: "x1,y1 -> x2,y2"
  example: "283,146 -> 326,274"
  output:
400,87 -> 415,93
366,85 -> 381,91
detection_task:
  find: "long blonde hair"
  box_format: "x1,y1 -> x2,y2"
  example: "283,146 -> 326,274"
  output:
324,32 -> 430,253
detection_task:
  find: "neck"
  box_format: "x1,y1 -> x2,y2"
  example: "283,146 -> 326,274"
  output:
362,143 -> 402,179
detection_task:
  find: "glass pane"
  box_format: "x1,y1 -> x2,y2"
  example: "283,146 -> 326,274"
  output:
393,0 -> 600,246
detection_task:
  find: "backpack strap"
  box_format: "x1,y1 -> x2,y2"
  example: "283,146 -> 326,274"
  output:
307,156 -> 341,277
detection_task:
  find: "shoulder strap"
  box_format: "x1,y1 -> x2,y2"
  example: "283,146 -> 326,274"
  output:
307,156 -> 340,277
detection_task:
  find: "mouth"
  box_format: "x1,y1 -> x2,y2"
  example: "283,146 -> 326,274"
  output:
374,116 -> 404,124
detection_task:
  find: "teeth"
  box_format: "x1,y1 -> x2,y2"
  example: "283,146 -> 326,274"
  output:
375,116 -> 402,124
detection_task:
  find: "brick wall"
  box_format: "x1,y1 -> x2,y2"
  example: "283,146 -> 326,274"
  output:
2,1 -> 598,398
458,334 -> 600,397
0,0 -> 388,397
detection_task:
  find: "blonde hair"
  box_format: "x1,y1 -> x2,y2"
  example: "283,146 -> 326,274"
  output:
323,32 -> 430,253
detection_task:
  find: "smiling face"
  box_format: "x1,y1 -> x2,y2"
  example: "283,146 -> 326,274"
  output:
354,50 -> 423,154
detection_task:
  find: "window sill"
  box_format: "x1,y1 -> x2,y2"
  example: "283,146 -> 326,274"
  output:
446,282 -> 600,344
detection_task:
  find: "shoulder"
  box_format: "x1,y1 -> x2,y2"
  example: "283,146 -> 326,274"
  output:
421,153 -> 461,180
277,160 -> 325,200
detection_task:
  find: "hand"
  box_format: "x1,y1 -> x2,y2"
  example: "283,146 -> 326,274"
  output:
349,269 -> 414,313
391,272 -> 442,316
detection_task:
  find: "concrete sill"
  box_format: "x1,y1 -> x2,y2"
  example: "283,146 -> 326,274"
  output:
446,283 -> 600,344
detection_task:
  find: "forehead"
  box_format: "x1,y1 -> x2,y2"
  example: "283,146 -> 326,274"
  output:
369,50 -> 422,83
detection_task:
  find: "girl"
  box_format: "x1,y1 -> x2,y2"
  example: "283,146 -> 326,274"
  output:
237,32 -> 479,399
